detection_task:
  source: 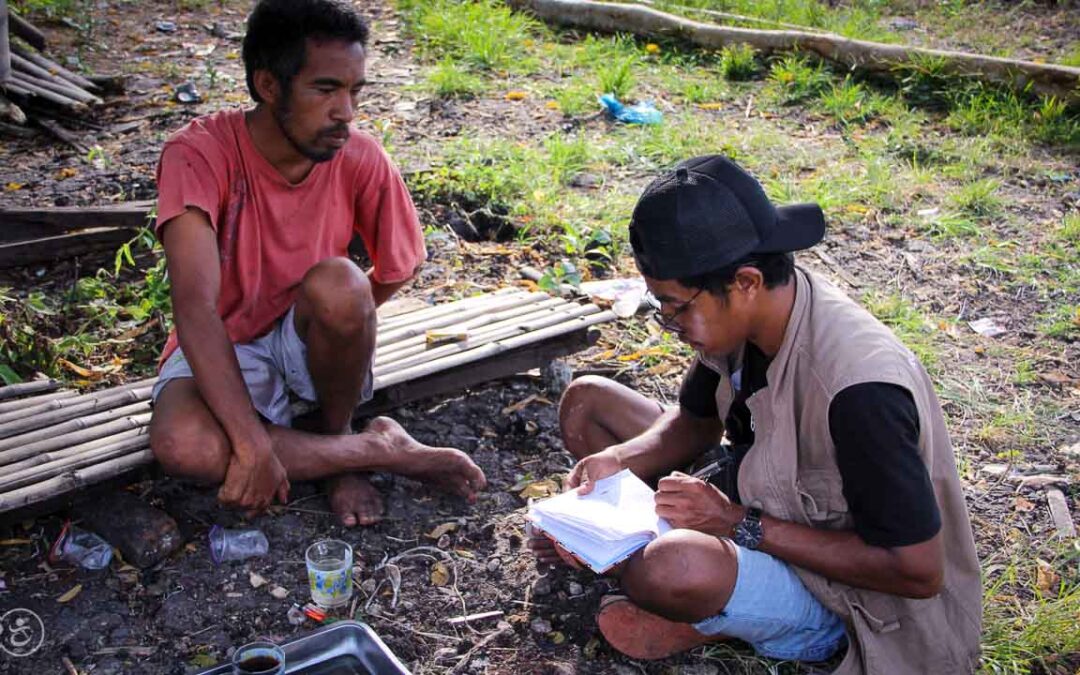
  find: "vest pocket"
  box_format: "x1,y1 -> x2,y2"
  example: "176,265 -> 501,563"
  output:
796,469 -> 850,528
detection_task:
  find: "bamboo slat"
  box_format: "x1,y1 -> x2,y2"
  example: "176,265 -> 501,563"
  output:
0,386 -> 153,437
0,434 -> 149,493
377,292 -> 549,347
0,379 -> 59,400
0,377 -> 156,425
0,412 -> 152,467
0,401 -> 151,452
0,389 -> 78,414
374,303 -> 601,374
376,310 -> 615,388
0,449 -> 153,513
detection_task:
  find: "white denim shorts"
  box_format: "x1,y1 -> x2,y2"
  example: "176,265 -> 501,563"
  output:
693,544 -> 848,662
152,307 -> 374,427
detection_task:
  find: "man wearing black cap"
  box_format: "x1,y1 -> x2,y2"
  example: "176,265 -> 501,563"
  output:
531,156 -> 982,673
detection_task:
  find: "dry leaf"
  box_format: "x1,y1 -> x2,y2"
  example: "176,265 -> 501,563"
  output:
505,90 -> 527,101
518,478 -> 560,500
1014,496 -> 1036,512
549,631 -> 566,644
5,182 -> 24,191
57,584 -> 82,603
425,522 -> 458,539
1035,559 -> 1060,597
55,167 -> 78,180
430,561 -> 450,587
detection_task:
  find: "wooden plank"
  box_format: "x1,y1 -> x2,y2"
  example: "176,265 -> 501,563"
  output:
0,228 -> 135,268
1046,488 -> 1077,539
0,201 -> 153,242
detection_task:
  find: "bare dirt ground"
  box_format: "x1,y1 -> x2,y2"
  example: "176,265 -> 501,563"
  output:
1,0 -> 1078,673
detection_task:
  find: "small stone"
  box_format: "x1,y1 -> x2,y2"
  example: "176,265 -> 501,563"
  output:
249,572 -> 268,589
80,492 -> 183,569
888,17 -> 918,31
530,617 -> 552,634
436,534 -> 452,549
402,601 -> 416,612
567,582 -> 583,596
155,20 -> 177,33
1060,442 -> 1080,459
980,464 -> 1010,477
533,577 -> 552,596
269,586 -> 289,600
486,558 -> 501,573
361,578 -> 378,595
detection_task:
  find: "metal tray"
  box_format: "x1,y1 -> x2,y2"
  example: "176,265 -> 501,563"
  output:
196,620 -> 410,674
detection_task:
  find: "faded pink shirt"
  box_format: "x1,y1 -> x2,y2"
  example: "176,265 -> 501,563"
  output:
154,109 -> 425,365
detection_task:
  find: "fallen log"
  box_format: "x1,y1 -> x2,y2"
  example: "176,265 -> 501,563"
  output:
0,228 -> 134,268
507,0 -> 1080,103
0,0 -> 10,83
0,201 -> 154,242
3,71 -> 87,111
9,10 -> 46,52
10,54 -> 102,104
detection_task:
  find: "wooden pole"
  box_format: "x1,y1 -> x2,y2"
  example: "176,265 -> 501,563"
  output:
508,0 -> 1080,103
0,412 -> 152,466
2,427 -> 148,475
10,53 -> 102,103
0,449 -> 153,513
2,72 -> 87,111
10,43 -> 100,93
0,385 -> 153,435
0,379 -> 59,401
0,434 -> 149,493
0,0 -> 11,84
377,289 -> 523,332
8,10 -> 45,52
0,401 -> 151,451
9,69 -> 99,105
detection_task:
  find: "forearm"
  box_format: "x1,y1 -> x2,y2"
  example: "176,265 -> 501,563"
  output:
757,516 -> 943,598
367,271 -> 412,307
612,409 -> 721,480
174,305 -> 267,453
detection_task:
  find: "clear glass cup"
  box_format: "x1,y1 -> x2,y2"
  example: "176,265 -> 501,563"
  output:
305,539 -> 353,608
231,640 -> 285,674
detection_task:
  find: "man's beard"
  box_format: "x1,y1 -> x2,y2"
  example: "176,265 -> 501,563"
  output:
272,97 -> 347,163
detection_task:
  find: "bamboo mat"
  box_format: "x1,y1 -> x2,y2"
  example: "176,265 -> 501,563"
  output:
0,289 -> 615,515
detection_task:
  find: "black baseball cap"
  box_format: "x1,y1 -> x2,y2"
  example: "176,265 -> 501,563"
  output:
629,155 -> 826,280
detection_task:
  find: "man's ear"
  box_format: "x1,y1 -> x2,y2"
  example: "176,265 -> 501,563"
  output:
733,266 -> 764,297
253,69 -> 281,106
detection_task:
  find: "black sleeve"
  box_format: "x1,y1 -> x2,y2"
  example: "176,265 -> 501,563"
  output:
679,359 -> 721,418
829,383 -> 942,548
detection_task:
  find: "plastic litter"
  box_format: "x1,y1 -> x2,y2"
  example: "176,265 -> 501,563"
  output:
208,525 -> 269,564
598,94 -> 662,125
49,522 -> 113,570
155,20 -> 177,33
175,82 -> 202,104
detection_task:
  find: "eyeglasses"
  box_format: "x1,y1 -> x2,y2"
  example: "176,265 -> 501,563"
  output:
645,287 -> 704,333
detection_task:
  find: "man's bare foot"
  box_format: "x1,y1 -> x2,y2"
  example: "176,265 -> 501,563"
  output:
327,473 -> 384,527
364,416 -> 487,501
597,595 -> 726,659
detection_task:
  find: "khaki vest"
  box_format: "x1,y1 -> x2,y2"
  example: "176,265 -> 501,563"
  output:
701,268 -> 982,674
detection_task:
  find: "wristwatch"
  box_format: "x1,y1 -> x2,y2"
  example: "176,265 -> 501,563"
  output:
732,505 -> 764,550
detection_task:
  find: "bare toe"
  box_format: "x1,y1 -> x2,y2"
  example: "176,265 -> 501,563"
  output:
328,473 -> 384,527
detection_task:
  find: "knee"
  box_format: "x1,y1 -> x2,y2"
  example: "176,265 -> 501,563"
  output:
558,375 -> 614,446
150,417 -> 230,482
299,257 -> 375,335
622,529 -> 737,623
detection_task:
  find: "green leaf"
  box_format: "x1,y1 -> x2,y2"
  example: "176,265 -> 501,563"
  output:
0,364 -> 22,385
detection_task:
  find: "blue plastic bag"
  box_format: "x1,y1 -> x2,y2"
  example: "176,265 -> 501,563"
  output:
598,93 -> 663,125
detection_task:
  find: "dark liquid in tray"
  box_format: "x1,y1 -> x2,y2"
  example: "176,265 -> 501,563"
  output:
238,656 -> 282,672
302,655 -> 371,674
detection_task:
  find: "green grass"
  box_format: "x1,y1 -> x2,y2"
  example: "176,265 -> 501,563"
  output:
861,292 -> 940,372
718,43 -> 759,81
818,77 -> 892,127
423,58 -> 487,98
397,0 -> 542,72
766,54 -> 832,104
949,178 -> 1003,220
596,54 -> 637,99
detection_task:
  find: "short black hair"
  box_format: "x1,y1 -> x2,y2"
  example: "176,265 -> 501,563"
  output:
242,0 -> 370,103
677,252 -> 795,297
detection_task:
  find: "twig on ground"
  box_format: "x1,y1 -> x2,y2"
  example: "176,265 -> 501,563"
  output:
447,623 -> 513,675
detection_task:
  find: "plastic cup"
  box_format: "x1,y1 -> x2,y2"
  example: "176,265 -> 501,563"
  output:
209,525 -> 269,564
306,539 -> 353,608
231,640 -> 285,674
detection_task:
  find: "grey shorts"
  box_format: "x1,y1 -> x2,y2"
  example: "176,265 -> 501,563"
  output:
151,307 -> 374,427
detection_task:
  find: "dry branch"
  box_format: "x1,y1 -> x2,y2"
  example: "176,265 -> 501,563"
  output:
507,0 -> 1080,102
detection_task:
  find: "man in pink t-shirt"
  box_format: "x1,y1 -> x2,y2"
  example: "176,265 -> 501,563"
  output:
149,0 -> 486,526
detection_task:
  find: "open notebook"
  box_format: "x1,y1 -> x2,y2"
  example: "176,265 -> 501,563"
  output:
527,469 -> 671,573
